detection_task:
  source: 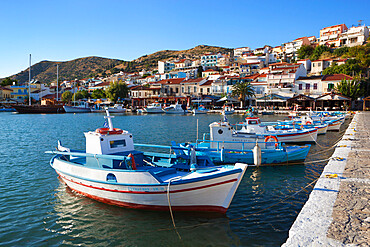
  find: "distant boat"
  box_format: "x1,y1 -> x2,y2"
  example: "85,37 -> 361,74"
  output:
192,105 -> 208,114
63,101 -> 91,113
164,103 -> 188,114
106,104 -> 127,113
222,105 -> 234,115
143,103 -> 164,113
13,104 -> 64,114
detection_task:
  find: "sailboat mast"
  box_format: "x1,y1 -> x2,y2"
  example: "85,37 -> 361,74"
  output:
29,54 -> 31,106
56,64 -> 59,102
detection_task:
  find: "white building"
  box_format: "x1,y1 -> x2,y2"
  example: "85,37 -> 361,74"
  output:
319,24 -> 348,47
158,61 -> 175,74
339,25 -> 369,47
234,47 -> 251,57
283,37 -> 311,61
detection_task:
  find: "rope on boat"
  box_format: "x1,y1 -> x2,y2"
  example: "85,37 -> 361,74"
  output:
128,176 -> 321,236
167,178 -> 182,241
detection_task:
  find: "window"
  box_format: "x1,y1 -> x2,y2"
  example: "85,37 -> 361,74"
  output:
207,88 -> 210,93
194,86 -> 197,92
306,84 -> 310,90
200,88 -> 203,93
328,83 -> 334,90
110,139 -> 126,149
314,83 -> 317,90
176,88 -> 178,93
299,84 -> 303,90
182,87 -> 184,93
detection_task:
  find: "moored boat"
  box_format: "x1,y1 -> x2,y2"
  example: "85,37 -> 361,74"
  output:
63,101 -> 91,113
238,117 -> 318,143
46,110 -> 248,213
143,103 -> 164,113
192,105 -> 209,114
163,103 -> 188,114
13,104 -> 65,114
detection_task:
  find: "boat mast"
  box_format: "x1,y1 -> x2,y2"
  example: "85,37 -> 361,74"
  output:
56,64 -> 59,102
28,54 -> 31,106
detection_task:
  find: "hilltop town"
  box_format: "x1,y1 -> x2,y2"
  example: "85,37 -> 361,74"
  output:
1,23 -> 369,110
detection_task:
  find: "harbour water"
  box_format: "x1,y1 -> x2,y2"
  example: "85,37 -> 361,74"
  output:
0,112 -> 348,246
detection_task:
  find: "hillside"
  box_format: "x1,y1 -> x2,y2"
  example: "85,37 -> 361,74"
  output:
129,45 -> 233,72
6,56 -> 124,84
1,45 -> 233,84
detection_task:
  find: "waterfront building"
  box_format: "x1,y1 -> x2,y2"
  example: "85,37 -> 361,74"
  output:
297,59 -> 312,73
0,86 -> 12,100
266,62 -> 307,97
339,25 -> 369,47
250,74 -> 268,98
180,78 -> 207,97
198,80 -> 212,95
319,24 -> 348,47
294,75 -> 324,97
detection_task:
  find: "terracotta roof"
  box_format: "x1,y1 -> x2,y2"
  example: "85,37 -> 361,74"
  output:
293,36 -> 307,41
322,74 -> 353,81
203,69 -> 217,72
157,78 -> 185,84
0,86 -> 12,91
200,80 -> 212,86
182,78 -> 204,83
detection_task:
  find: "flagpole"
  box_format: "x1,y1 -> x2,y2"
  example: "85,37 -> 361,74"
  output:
29,54 -> 31,105
56,64 -> 59,101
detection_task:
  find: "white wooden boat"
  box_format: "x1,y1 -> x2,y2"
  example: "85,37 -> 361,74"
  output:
46,110 -> 247,213
222,106 -> 234,115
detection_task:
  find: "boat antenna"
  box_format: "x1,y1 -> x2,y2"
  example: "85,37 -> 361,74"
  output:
104,109 -> 114,130
29,54 -> 31,106
56,64 -> 59,102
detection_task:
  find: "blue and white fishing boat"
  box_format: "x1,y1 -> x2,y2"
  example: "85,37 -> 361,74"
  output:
46,110 -> 247,213
175,120 -> 311,165
238,117 -> 318,143
222,105 -> 235,115
192,105 -> 209,114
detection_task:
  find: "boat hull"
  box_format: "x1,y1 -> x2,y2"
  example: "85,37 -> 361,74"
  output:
266,129 -> 318,143
63,105 -> 91,113
327,120 -> 341,131
13,104 -> 65,114
144,108 -> 164,113
52,158 -> 247,213
194,145 -> 310,165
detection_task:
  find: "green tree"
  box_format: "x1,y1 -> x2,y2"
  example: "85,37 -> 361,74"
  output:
333,47 -> 348,57
0,77 -> 17,86
335,79 -> 363,100
231,81 -> 255,108
323,59 -> 362,76
297,45 -> 314,59
61,91 -> 72,103
106,82 -> 129,102
73,90 -> 90,100
91,89 -> 106,99
310,45 -> 331,61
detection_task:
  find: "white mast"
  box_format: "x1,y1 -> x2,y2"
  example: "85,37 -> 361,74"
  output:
28,54 -> 31,106
56,64 -> 59,101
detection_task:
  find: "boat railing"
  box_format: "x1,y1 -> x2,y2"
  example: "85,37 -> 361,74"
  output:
195,139 -> 280,152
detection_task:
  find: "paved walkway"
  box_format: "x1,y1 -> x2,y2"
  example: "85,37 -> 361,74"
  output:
283,112 -> 370,246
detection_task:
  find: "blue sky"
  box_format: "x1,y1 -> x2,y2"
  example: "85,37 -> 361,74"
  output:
0,0 -> 369,78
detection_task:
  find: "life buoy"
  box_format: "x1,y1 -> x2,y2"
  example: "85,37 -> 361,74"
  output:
264,135 -> 278,147
306,121 -> 312,125
95,128 -> 123,135
127,153 -> 137,170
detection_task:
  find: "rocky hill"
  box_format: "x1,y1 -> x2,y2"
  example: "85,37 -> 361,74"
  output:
6,56 -> 124,84
2,45 -> 232,84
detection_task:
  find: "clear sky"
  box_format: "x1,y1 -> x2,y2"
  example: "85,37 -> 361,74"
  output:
0,0 -> 369,78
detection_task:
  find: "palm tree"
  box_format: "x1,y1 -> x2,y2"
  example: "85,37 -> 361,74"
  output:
231,81 -> 255,108
335,79 -> 363,100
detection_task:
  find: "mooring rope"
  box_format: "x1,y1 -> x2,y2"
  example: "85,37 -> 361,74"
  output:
167,178 -> 182,241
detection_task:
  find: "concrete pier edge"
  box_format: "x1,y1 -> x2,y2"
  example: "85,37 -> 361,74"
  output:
283,113 -> 359,246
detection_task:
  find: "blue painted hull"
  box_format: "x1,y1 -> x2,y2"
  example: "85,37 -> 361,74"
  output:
194,145 -> 311,165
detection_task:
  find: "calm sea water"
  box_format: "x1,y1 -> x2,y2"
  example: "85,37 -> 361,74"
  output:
0,112 -> 347,246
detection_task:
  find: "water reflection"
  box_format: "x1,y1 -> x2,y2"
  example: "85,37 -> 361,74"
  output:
49,180 -> 240,246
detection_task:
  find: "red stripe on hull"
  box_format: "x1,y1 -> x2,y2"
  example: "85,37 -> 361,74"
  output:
57,172 -> 237,194
276,129 -> 317,138
68,187 -> 228,213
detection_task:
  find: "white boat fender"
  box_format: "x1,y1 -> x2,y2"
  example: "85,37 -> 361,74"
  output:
220,147 -> 224,162
190,148 -> 198,172
253,141 -> 261,166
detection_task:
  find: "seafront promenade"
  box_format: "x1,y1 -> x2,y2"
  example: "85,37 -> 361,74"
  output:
284,111 -> 370,246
